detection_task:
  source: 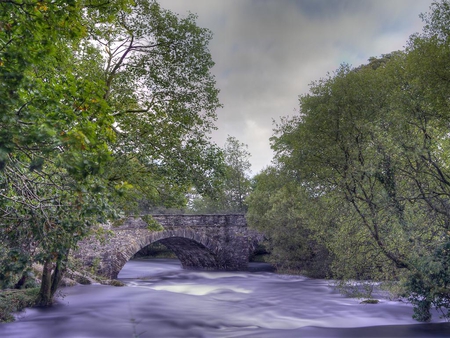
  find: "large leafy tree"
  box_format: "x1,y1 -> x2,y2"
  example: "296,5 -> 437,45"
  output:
85,0 -> 223,212
0,0 -> 147,305
248,0 -> 450,321
0,0 -> 222,306
0,0 -> 125,306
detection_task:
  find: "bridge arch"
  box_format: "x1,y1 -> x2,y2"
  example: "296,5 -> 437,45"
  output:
74,214 -> 250,279
112,229 -> 224,279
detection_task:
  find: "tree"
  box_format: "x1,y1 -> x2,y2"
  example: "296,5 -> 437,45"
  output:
0,0 -> 223,306
84,0 -> 223,212
248,0 -> 450,321
222,136 -> 252,211
246,166 -> 331,277
0,0 -> 129,305
189,135 -> 251,213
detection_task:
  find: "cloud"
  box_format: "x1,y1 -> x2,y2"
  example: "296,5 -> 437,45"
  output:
159,0 -> 433,174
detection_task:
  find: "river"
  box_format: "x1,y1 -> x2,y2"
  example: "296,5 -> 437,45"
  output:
1,258 -> 449,338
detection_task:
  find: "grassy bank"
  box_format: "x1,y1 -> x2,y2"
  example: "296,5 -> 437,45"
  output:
0,288 -> 39,323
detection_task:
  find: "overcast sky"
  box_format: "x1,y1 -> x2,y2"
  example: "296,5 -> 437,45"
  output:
159,0 -> 434,175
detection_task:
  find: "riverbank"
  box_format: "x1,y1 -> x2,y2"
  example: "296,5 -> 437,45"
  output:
0,264 -> 125,323
0,288 -> 39,323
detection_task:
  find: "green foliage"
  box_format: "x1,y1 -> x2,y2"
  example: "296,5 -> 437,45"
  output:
0,0 -> 223,308
142,215 -> 164,231
247,0 -> 450,321
188,135 -> 251,213
247,167 -> 331,278
405,240 -> 450,320
0,246 -> 32,289
89,0 -> 223,212
0,0 -> 124,306
89,257 -> 102,276
0,288 -> 39,323
221,136 -> 252,212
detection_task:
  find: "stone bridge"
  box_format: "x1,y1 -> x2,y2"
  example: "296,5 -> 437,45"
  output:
74,214 -> 250,279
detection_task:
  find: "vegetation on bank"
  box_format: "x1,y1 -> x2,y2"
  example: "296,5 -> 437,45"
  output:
247,0 -> 450,322
0,288 -> 40,323
0,262 -> 126,324
0,0 -> 223,309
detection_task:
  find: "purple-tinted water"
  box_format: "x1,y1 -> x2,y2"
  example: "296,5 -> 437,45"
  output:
0,258 -> 448,337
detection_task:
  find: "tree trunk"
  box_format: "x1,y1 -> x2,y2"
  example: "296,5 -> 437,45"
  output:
50,255 -> 66,296
14,272 -> 28,289
37,258 -> 53,307
37,254 -> 68,307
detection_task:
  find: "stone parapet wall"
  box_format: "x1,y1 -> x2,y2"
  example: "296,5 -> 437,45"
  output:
118,214 -> 247,228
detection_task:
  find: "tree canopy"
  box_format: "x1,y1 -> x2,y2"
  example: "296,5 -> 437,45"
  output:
0,0 -> 223,305
188,135 -> 252,214
247,0 -> 450,321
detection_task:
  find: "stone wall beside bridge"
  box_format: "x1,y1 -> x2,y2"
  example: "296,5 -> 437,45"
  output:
74,214 -> 251,279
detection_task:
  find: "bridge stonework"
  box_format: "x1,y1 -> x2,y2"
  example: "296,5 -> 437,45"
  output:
74,214 -> 250,279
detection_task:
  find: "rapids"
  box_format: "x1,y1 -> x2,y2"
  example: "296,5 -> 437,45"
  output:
0,258 -> 449,337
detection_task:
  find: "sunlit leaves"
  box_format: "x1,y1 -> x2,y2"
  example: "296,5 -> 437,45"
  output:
0,0 -> 223,306
0,0 -> 132,302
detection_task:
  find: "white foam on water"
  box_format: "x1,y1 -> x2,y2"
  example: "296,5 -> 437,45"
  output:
149,283 -> 252,296
190,271 -> 249,279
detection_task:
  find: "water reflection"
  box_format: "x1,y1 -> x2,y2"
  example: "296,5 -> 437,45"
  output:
0,258 -> 448,337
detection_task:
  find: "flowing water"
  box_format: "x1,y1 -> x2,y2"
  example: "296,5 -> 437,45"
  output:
1,258 -> 449,338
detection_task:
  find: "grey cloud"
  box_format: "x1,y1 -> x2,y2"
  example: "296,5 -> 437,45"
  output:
160,0 -> 433,174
